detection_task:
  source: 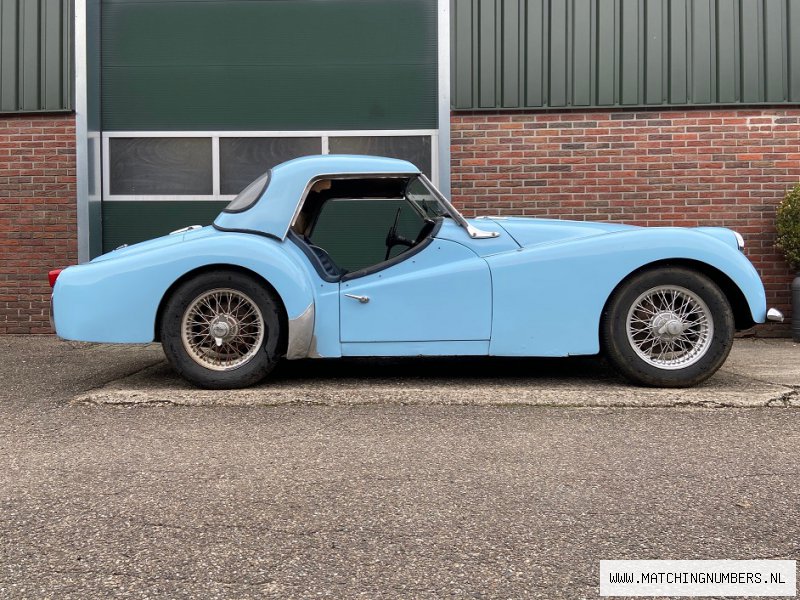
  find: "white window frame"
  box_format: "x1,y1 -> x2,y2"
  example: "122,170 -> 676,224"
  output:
102,129 -> 440,201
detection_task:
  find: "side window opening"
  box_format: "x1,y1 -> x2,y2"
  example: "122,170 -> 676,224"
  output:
291,176 -> 437,277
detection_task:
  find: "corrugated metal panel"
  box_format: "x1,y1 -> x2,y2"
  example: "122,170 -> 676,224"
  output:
0,0 -> 73,113
100,0 -> 437,131
452,0 -> 800,110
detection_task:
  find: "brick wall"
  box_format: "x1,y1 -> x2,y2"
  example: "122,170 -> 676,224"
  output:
0,114 -> 77,334
451,108 -> 800,334
0,108 -> 797,334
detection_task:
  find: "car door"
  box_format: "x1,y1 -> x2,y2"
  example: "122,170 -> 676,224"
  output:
306,192 -> 493,355
339,236 -> 492,350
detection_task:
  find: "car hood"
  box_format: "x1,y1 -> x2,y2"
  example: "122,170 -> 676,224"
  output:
482,216 -> 638,247
480,217 -> 743,251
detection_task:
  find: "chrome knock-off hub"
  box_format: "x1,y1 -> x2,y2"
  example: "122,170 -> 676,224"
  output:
651,312 -> 685,339
210,317 -> 238,344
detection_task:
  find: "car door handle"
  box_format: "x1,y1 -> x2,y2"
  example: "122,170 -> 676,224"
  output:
344,294 -> 370,304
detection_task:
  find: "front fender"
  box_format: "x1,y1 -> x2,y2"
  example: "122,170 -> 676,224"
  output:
487,227 -> 767,357
53,230 -> 315,344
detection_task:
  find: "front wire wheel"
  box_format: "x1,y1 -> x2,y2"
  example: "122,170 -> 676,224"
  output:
602,268 -> 735,387
626,285 -> 714,370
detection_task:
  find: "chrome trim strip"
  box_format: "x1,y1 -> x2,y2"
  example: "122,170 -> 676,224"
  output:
74,0 -> 89,263
437,0 -> 451,199
767,308 -> 784,323
286,303 -> 315,359
169,225 -> 203,235
211,137 -> 221,197
103,129 -> 439,138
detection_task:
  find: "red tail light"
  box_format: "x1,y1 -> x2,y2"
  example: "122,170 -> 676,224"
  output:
48,269 -> 63,288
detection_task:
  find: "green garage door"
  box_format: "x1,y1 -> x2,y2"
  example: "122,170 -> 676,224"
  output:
99,0 -> 439,252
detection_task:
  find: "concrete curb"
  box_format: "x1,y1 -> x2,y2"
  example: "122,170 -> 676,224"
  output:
74,359 -> 799,409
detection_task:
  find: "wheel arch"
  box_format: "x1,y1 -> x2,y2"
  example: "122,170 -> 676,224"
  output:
600,258 -> 754,334
154,264 -> 289,354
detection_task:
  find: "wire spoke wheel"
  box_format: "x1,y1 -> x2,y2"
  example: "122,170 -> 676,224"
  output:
180,288 -> 265,371
626,285 -> 714,370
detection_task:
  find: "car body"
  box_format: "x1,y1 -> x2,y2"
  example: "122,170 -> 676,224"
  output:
51,155 -> 783,388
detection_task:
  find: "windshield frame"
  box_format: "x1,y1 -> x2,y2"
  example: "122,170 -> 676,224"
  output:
404,177 -> 448,221
416,174 -> 499,239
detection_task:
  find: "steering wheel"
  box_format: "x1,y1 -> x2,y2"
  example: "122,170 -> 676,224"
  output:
384,207 -> 415,261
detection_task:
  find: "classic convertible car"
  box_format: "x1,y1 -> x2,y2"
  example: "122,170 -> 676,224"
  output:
51,155 -> 783,389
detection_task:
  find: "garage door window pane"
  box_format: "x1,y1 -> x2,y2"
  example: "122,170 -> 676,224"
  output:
109,138 -> 213,195
328,136 -> 431,177
220,137 -> 322,195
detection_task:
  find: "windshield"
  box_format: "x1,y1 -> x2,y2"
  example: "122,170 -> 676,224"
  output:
223,171 -> 270,213
405,177 -> 449,219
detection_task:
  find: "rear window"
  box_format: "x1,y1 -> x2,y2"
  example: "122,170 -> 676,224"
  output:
223,171 -> 270,213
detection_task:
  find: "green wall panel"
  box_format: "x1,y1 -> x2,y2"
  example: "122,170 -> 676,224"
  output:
102,201 -> 227,252
595,0 -> 616,105
791,0 -> 800,101
452,0 -> 800,110
716,0 -> 737,104
0,0 -> 72,112
101,0 -> 437,130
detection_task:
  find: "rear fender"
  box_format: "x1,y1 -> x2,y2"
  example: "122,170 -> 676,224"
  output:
53,232 -> 315,346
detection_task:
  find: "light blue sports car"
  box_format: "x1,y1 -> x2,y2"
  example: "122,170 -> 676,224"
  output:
50,155 -> 783,389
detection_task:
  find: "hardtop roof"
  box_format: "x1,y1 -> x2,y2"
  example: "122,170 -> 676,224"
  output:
213,154 -> 420,240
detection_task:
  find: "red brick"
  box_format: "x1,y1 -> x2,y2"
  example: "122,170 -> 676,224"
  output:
451,106 -> 799,333
0,113 -> 76,335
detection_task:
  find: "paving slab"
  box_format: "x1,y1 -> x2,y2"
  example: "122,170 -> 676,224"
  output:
74,339 -> 798,408
0,335 -> 165,404
722,337 -> 800,387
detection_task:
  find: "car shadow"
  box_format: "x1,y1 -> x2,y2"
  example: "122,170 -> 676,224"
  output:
268,354 -> 621,384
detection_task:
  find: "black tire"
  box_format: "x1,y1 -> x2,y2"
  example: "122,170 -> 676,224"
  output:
601,267 -> 735,387
160,270 -> 283,389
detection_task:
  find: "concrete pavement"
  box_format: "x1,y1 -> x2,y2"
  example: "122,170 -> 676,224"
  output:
75,338 -> 800,408
1,336 -> 799,599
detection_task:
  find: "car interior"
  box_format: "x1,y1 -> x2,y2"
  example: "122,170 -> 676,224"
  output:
289,176 -> 440,281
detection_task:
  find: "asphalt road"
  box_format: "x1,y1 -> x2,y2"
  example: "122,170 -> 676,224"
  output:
1,336 -> 799,599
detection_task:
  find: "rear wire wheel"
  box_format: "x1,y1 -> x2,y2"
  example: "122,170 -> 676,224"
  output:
602,267 -> 735,387
181,288 -> 265,371
160,271 -> 282,389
